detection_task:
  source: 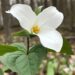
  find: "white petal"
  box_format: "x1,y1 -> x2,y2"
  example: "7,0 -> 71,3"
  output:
6,4 -> 36,32
38,30 -> 63,52
37,6 -> 64,29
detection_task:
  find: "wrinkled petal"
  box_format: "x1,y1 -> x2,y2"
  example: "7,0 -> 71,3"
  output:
37,30 -> 63,52
6,4 -> 36,32
37,6 -> 64,30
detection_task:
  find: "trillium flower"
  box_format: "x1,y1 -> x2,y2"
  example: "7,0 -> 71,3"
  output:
6,4 -> 64,52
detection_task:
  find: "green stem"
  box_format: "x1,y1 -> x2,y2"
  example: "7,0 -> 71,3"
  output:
27,37 -> 29,54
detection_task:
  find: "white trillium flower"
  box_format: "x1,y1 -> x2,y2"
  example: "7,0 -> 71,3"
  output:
6,4 -> 64,52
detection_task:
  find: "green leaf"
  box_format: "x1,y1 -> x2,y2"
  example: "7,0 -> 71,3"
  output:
61,38 -> 73,55
0,69 -> 3,75
0,44 -> 47,75
0,44 -> 18,55
11,43 -> 27,53
47,61 -> 54,75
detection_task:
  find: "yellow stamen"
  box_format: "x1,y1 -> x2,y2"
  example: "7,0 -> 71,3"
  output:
31,25 -> 40,34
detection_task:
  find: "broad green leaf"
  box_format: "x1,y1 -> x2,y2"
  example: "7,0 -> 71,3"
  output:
61,38 -> 73,55
0,44 -> 18,55
0,51 -> 24,72
0,44 -> 47,75
0,69 -> 3,75
11,43 -> 27,53
47,61 -> 54,75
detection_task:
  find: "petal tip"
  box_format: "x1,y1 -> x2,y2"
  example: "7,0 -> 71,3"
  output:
5,10 -> 10,13
49,6 -> 57,10
55,49 -> 61,52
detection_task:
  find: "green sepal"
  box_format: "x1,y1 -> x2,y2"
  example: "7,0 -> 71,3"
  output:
13,30 -> 30,37
34,6 -> 43,15
13,30 -> 36,38
61,38 -> 73,55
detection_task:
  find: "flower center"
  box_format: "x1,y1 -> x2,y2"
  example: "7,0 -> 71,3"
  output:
31,25 -> 40,34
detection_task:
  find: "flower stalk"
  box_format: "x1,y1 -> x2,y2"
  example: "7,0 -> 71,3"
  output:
27,37 -> 30,54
